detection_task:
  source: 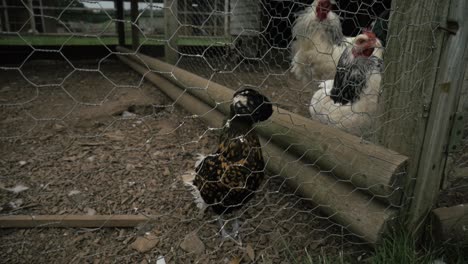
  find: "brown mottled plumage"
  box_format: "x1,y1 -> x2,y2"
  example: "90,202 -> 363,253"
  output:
192,88 -> 273,215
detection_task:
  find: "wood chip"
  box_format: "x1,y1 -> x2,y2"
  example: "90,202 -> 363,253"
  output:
246,244 -> 255,261
229,256 -> 241,264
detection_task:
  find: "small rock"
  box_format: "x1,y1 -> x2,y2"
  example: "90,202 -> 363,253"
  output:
156,256 -> 166,264
18,161 -> 27,166
180,232 -> 205,254
10,198 -> 24,208
130,234 -> 159,253
85,208 -> 96,215
87,156 -> 96,162
68,190 -> 81,196
53,123 -> 65,131
140,259 -> 148,264
126,164 -> 136,171
163,167 -> 170,176
122,111 -> 137,118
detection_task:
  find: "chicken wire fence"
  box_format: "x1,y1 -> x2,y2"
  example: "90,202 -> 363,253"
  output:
0,0 -> 466,263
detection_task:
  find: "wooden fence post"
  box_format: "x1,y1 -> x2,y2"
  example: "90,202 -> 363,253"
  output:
377,0 -> 467,228
130,0 -> 140,50
115,0 -> 125,46
164,0 -> 179,64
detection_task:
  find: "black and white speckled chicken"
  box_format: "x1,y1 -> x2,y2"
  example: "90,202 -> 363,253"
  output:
309,30 -> 384,137
183,88 -> 273,241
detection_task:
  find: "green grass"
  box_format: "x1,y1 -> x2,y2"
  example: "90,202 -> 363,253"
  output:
371,223 -> 468,264
287,224 -> 468,264
0,34 -> 231,46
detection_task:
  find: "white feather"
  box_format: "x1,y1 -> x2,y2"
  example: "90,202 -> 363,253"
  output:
182,171 -> 208,211
194,153 -> 206,168
291,1 -> 353,83
309,64 -> 382,137
2,184 -> 29,194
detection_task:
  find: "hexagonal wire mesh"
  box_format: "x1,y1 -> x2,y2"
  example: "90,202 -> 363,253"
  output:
0,0 -> 466,263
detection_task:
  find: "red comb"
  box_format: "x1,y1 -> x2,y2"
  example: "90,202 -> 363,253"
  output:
362,28 -> 376,39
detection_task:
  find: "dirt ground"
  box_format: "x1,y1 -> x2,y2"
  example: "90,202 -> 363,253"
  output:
0,59 -> 369,263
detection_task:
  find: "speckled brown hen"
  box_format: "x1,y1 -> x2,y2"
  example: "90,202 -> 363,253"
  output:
184,88 -> 273,240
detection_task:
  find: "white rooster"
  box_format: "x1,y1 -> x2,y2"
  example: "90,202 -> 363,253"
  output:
291,0 -> 354,83
309,31 -> 384,137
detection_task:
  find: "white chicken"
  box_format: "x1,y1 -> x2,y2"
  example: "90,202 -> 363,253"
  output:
291,0 -> 354,83
309,31 -> 384,137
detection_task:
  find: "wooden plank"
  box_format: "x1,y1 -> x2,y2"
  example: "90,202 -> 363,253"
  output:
130,0 -> 140,50
406,0 -> 468,227
432,204 -> 468,242
375,0 -> 465,227
164,0 -> 178,64
0,215 -> 150,228
224,0 -> 229,37
376,0 -> 450,163
117,46 -> 409,205
38,0 -> 45,33
1,0 -> 9,32
27,0 -> 36,33
118,54 -> 398,244
115,0 -> 125,46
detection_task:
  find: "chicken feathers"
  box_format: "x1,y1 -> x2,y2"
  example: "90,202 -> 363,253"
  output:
309,31 -> 384,137
291,0 -> 353,83
188,88 -> 273,215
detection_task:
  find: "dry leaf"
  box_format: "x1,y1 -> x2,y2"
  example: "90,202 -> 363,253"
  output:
229,256 -> 241,264
246,244 -> 255,261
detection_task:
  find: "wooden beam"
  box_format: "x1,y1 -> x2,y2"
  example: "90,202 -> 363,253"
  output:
38,0 -> 45,33
406,0 -> 468,228
117,46 -> 408,205
27,0 -> 36,33
432,204 -> 468,242
130,0 -> 140,50
375,0 -> 468,228
2,0 -> 10,32
164,0 -> 179,64
224,0 -> 229,37
118,54 -> 398,244
115,0 -> 125,46
118,55 -> 225,127
0,215 -> 150,228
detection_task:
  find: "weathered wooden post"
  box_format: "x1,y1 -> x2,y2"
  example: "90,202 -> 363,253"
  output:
27,0 -> 36,33
164,0 -> 179,64
115,0 -> 125,46
377,0 -> 467,229
130,0 -> 140,50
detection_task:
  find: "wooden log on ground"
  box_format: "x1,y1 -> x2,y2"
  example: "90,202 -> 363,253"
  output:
118,55 -> 225,127
116,46 -> 408,205
118,55 -> 397,244
432,204 -> 468,242
0,215 -> 150,228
